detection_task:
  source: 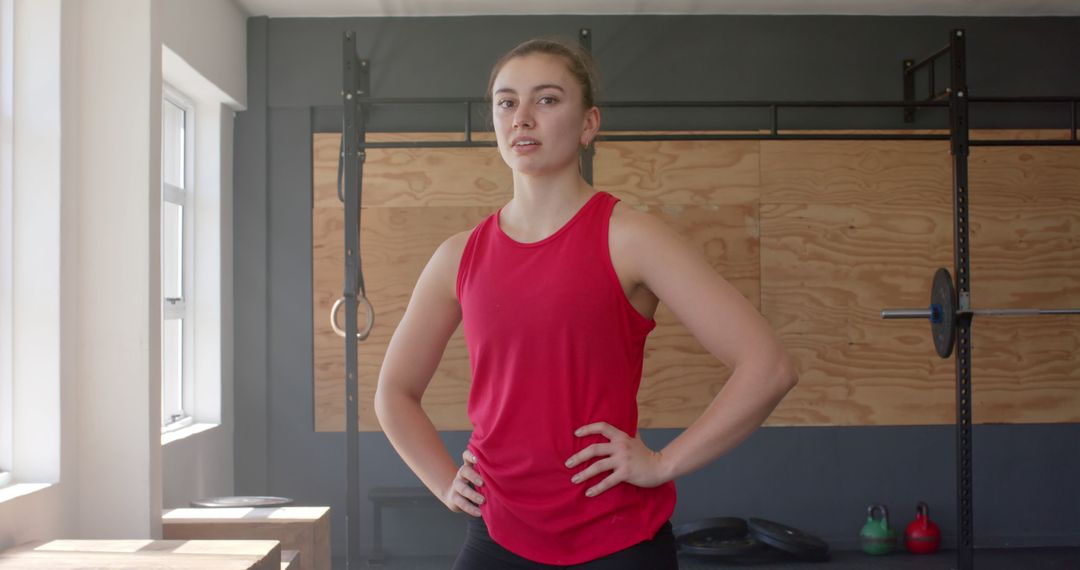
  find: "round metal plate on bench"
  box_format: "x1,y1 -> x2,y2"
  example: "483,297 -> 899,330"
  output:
190,496 -> 294,508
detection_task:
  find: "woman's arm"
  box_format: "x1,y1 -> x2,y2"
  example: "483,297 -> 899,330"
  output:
629,208 -> 799,481
374,232 -> 469,505
565,207 -> 798,496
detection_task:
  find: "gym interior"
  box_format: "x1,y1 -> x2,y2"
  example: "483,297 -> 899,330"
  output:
0,1 -> 1078,569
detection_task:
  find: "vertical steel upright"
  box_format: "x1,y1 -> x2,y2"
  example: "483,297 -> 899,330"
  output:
341,31 -> 369,570
902,58 -> 915,123
579,28 -> 595,184
948,28 -> 975,570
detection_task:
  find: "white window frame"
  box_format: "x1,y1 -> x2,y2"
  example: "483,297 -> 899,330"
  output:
162,83 -> 195,432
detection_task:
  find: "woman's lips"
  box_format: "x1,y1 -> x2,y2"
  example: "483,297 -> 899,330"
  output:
510,135 -> 541,154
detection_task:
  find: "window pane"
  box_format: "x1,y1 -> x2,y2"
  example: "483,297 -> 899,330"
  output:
162,201 -> 182,300
162,318 -> 182,424
162,98 -> 184,188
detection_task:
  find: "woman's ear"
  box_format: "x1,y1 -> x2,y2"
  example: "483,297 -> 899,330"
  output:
581,105 -> 601,148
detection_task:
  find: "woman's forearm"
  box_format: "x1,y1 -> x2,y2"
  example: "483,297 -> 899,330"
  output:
374,390 -> 460,505
657,358 -> 798,482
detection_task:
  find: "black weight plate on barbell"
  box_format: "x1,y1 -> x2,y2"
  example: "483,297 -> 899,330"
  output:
748,517 -> 830,561
674,517 -> 761,557
931,267 -> 956,359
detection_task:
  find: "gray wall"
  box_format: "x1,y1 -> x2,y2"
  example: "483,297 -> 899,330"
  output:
233,15 -> 1080,561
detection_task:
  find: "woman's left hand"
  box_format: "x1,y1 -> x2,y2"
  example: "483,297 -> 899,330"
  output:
565,422 -> 670,497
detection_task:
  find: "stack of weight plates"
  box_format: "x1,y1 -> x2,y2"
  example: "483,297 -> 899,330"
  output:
674,517 -> 830,562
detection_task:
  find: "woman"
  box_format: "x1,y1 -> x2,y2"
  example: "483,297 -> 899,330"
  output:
374,38 -> 799,569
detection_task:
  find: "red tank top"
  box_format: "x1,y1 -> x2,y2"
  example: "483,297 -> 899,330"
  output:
455,190 -> 677,565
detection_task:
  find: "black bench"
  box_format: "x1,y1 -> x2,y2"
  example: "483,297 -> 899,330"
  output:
367,486 -> 443,565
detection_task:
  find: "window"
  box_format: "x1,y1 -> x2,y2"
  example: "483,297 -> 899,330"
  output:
161,85 -> 194,430
158,46 -> 231,444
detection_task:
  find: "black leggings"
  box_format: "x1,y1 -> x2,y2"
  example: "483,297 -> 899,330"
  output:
451,515 -> 679,569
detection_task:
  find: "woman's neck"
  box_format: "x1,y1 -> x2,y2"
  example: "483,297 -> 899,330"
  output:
501,170 -> 595,239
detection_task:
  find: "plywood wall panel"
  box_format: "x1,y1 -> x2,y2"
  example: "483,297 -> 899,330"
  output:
311,130 -> 1080,429
594,140 -> 760,206
760,201 -> 955,425
760,140 -> 953,206
313,203 -> 483,431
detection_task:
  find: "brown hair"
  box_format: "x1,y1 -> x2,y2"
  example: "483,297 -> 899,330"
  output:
485,37 -> 600,111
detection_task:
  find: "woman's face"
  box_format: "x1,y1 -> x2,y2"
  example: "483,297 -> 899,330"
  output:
491,53 -> 597,177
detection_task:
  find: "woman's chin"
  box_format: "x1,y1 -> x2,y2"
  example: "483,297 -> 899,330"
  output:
504,156 -> 578,177
512,164 -> 551,177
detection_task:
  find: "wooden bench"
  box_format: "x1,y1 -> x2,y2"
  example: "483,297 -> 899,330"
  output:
0,539 -> 281,569
163,507 -> 329,570
368,486 -> 443,564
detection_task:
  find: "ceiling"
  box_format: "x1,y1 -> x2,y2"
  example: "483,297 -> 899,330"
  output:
234,0 -> 1080,18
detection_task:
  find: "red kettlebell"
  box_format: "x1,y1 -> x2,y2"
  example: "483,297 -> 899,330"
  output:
904,501 -> 942,554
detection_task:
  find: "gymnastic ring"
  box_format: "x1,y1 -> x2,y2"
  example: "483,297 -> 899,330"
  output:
331,295 -> 375,340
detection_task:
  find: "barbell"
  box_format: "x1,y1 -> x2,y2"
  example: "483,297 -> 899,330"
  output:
882,268 -> 1080,358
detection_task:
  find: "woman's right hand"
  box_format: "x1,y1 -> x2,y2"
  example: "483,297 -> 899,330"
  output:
443,449 -> 485,517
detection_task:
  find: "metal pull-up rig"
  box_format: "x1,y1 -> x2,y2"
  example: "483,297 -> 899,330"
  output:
338,27 -> 1079,570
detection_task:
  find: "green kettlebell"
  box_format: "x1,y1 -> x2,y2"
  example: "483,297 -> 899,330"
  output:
860,504 -> 897,555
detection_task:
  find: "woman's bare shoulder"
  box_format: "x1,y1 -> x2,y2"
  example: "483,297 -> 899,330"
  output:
427,229 -> 473,300
426,230 -> 470,267
609,199 -> 677,283
443,228 -> 472,256
613,200 -> 678,249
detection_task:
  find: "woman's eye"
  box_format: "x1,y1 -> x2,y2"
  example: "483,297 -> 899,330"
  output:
497,100 -> 515,109
539,96 -> 558,104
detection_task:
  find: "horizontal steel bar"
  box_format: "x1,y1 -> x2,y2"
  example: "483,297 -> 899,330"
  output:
882,309 -> 932,319
352,97 -> 950,109
357,135 -> 1080,148
970,140 -> 1080,147
973,308 -> 1080,317
357,96 -> 487,104
344,96 -> 1080,108
358,134 -> 954,148
362,141 -> 496,148
882,307 -> 1080,319
968,96 -> 1080,103
596,133 -> 950,141
598,100 -> 951,109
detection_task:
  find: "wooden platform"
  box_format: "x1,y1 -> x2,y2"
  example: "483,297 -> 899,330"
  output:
0,539 -> 281,569
163,507 -> 330,570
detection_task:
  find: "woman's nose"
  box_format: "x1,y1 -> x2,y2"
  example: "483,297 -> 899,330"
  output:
513,104 -> 534,128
